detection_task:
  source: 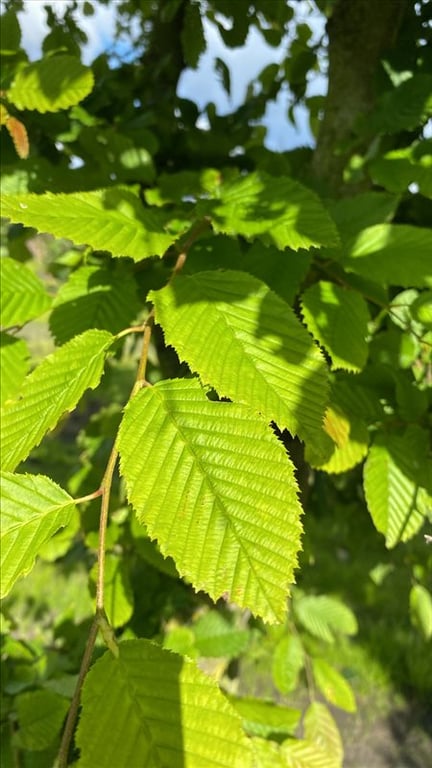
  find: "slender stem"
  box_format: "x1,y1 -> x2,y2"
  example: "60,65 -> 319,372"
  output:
56,222 -> 204,765
74,488 -> 103,505
96,445 -> 119,611
57,616 -> 99,768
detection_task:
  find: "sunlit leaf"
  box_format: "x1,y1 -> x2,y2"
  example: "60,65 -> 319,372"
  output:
118,378 -> 302,622
0,472 -> 77,597
0,330 -> 113,471
0,257 -> 51,328
8,55 -> 94,112
76,640 -> 254,767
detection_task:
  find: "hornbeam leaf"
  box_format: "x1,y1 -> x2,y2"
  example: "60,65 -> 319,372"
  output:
49,264 -> 140,344
312,659 -> 356,713
364,427 -> 432,547
293,594 -> 357,643
118,378 -> 302,622
300,282 -> 369,372
0,333 -> 29,405
0,258 -> 51,327
302,702 -> 343,765
342,224 -> 432,288
1,188 -> 189,262
7,55 -> 94,112
150,270 -> 329,447
76,640 -> 255,768
0,329 -> 113,471
202,172 -> 339,251
0,472 -> 77,597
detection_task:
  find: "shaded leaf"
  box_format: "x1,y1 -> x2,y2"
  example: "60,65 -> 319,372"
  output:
201,172 -> 339,251
181,1 -> 206,68
90,553 -> 134,629
342,224 -> 432,288
118,378 -> 302,622
1,330 -> 113,471
0,472 -> 77,597
410,584 -> 432,640
16,689 -> 69,750
50,264 -> 140,344
76,640 -> 254,767
301,282 -> 369,372
363,427 -> 432,547
150,270 -> 329,447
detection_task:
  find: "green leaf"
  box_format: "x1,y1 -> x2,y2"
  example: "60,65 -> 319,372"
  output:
201,172 -> 339,251
90,553 -> 133,629
370,143 -> 432,199
308,401 -> 369,474
409,584 -> 432,641
250,738 -> 287,768
363,427 -> 432,547
150,271 -> 329,446
8,55 -> 94,112
181,1 -> 206,68
303,702 -> 343,764
193,611 -> 249,657
186,236 -> 312,306
272,633 -> 304,694
1,188 -> 189,262
50,264 -> 140,344
293,594 -> 357,643
312,659 -> 356,712
365,74 -> 432,134
0,258 -> 51,327
342,225 -> 432,288
301,282 -> 369,372
16,689 -> 69,750
328,192 -> 398,239
0,329 -> 113,471
76,640 -> 254,767
0,472 -> 77,598
282,740 -> 340,768
118,378 -> 302,623
228,696 -> 301,739
0,333 -> 29,405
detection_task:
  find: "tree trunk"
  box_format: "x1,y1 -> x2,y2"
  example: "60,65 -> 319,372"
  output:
312,0 -> 408,194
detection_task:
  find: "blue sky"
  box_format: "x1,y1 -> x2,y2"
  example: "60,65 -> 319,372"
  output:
9,0 -> 327,151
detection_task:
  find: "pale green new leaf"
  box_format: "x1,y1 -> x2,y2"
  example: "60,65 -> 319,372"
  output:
301,282 -> 369,372
363,427 -> 431,547
409,584 -> 432,640
228,696 -> 301,739
0,472 -> 77,598
90,553 -> 133,629
293,594 -> 357,643
192,611 -> 249,658
0,333 -> 29,405
342,224 -> 432,287
150,271 -> 329,447
118,378 -> 302,622
0,257 -> 51,327
282,740 -> 339,768
76,640 -> 254,767
1,188 -> 188,262
272,633 -> 304,694
49,264 -> 140,343
302,702 -> 343,765
1,329 -> 113,471
7,55 -> 94,112
312,659 -> 356,712
203,172 -> 339,251
307,402 -> 369,474
16,690 -> 69,750
251,738 -> 287,768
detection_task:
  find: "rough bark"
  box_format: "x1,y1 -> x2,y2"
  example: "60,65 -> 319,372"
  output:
312,0 -> 408,194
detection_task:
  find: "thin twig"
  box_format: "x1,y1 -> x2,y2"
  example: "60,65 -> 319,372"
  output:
57,616 -> 99,768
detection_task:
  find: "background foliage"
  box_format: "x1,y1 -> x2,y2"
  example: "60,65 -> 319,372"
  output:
1,1 -> 431,766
